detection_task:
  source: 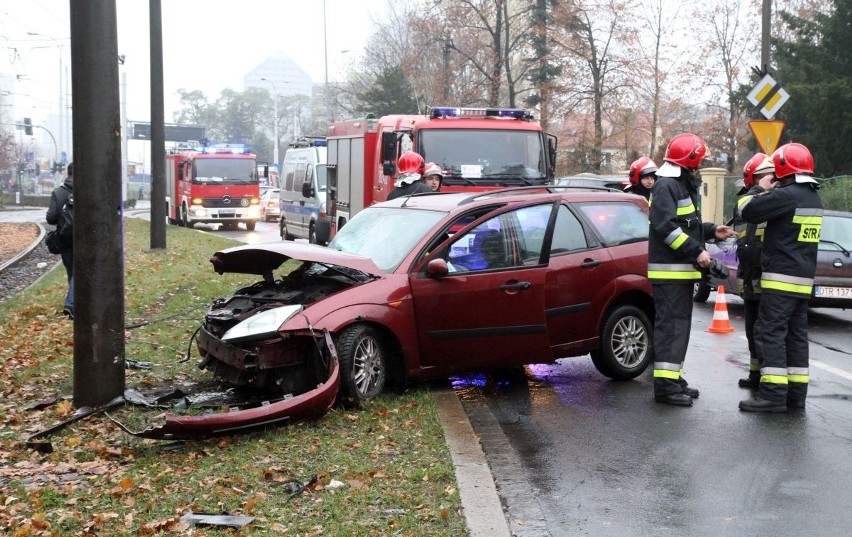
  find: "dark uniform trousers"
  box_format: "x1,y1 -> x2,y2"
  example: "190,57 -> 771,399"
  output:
754,292 -> 810,405
743,297 -> 761,382
652,283 -> 694,395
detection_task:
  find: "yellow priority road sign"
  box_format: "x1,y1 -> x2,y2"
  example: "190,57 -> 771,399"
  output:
747,74 -> 790,119
749,120 -> 785,154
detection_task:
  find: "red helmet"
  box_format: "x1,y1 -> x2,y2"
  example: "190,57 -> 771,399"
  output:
772,143 -> 814,178
628,157 -> 658,186
742,153 -> 774,188
398,151 -> 425,174
663,133 -> 707,171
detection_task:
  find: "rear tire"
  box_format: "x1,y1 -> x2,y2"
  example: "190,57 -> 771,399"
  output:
308,223 -> 316,244
590,305 -> 653,380
334,324 -> 387,408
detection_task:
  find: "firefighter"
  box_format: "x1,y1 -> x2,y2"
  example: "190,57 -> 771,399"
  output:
739,143 -> 823,412
735,153 -> 774,389
625,157 -> 657,200
648,133 -> 735,406
387,151 -> 431,200
422,162 -> 444,192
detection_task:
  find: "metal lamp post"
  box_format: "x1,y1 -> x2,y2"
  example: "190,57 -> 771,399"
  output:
260,77 -> 279,167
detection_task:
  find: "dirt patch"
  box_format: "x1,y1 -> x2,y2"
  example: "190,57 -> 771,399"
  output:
0,223 -> 41,265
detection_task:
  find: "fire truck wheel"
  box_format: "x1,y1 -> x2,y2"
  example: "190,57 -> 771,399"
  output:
245,221 -> 256,231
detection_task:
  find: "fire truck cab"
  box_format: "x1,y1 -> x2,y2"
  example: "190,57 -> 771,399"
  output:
165,142 -> 263,231
320,106 -> 557,243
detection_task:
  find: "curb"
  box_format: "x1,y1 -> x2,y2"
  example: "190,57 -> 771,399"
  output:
0,222 -> 47,272
433,388 -> 511,537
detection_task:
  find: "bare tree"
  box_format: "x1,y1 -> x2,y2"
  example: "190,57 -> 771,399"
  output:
694,0 -> 758,172
549,0 -> 637,172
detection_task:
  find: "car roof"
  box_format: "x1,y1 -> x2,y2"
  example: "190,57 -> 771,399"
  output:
373,187 -> 645,214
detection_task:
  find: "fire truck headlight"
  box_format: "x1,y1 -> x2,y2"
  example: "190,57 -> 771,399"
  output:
190,207 -> 207,217
191,198 -> 203,205
249,197 -> 260,205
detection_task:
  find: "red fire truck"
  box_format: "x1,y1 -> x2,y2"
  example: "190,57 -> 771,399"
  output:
165,142 -> 264,231
319,106 -> 557,242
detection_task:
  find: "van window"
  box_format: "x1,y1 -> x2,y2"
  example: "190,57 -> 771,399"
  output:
284,163 -> 295,191
295,162 -> 308,186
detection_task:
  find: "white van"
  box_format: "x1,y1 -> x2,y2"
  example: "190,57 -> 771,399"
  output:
278,139 -> 327,243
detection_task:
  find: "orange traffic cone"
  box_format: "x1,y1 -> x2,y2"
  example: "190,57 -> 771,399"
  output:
707,285 -> 735,333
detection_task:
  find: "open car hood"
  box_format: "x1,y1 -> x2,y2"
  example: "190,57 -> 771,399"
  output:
209,241 -> 383,278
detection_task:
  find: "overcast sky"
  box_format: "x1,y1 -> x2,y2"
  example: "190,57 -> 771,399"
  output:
1,0 -> 387,125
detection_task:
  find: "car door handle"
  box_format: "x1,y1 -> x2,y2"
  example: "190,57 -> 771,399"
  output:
499,281 -> 531,291
580,259 -> 602,268
300,200 -> 305,206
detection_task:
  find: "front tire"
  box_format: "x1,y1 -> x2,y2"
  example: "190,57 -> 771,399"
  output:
280,219 -> 295,241
245,220 -> 256,231
334,324 -> 387,408
590,305 -> 653,380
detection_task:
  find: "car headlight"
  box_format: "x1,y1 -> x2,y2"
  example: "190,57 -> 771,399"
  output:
222,304 -> 303,343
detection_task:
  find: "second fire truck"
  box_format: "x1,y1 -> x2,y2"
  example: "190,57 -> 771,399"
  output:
319,106 -> 557,242
165,142 -> 264,231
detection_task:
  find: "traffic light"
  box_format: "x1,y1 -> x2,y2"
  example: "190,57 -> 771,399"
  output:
23,118 -> 32,136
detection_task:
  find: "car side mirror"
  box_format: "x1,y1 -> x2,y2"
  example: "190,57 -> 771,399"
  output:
301,181 -> 315,198
427,258 -> 449,277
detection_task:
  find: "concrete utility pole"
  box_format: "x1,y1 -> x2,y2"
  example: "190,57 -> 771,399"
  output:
761,0 -> 771,74
69,0 -> 125,407
149,0 -> 166,249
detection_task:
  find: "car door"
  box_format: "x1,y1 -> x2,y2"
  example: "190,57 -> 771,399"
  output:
410,204 -> 551,373
543,203 -> 617,354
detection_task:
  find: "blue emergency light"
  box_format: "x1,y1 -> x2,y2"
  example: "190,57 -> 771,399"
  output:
429,106 -> 531,120
203,144 -> 251,154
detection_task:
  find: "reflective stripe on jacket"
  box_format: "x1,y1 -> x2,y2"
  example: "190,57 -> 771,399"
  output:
647,172 -> 716,282
739,181 -> 823,298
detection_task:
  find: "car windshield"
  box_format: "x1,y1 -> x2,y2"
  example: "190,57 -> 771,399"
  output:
194,158 -> 258,184
821,214 -> 852,252
327,207 -> 446,272
418,129 -> 547,185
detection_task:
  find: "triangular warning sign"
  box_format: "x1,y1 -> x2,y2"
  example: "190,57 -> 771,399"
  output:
749,120 -> 785,154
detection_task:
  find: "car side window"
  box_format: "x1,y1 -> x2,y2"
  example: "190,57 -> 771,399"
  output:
514,204 -> 552,264
446,205 -> 553,272
577,202 -> 648,246
551,204 -> 588,253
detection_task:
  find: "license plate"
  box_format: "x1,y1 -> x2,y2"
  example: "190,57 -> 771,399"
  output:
814,286 -> 852,299
219,210 -> 235,216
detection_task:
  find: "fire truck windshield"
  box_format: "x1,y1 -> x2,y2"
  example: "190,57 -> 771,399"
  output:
194,158 -> 258,184
419,129 -> 547,185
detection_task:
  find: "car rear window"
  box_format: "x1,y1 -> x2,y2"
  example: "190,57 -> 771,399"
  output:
577,201 -> 648,246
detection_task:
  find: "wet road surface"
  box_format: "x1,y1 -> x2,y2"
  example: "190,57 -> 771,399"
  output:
455,297 -> 852,536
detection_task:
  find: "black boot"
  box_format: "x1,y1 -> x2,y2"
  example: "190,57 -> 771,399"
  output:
681,386 -> 700,398
655,393 -> 693,407
739,396 -> 786,413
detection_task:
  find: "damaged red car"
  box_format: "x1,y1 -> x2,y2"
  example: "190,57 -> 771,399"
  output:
196,188 -> 656,408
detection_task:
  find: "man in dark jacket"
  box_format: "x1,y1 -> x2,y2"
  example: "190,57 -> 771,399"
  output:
739,143 -> 823,412
46,163 -> 74,319
648,134 -> 734,406
387,151 -> 431,200
734,153 -> 774,389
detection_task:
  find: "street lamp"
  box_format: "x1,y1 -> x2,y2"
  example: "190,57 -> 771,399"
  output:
260,77 -> 279,167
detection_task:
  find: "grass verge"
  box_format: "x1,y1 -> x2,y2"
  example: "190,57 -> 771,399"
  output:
0,218 -> 466,536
